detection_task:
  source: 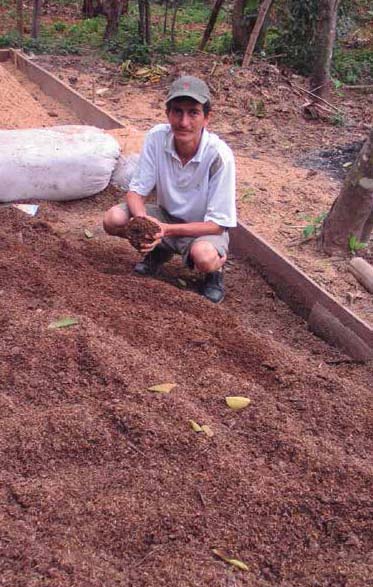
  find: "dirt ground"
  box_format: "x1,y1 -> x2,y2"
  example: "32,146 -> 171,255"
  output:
0,57 -> 373,587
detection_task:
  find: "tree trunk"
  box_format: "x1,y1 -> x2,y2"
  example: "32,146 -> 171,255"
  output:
232,0 -> 255,52
163,0 -> 169,34
242,0 -> 274,67
310,0 -> 340,99
138,0 -> 145,42
170,1 -> 178,47
82,0 -> 104,18
16,0 -> 23,38
199,0 -> 225,51
144,0 -> 151,44
319,129 -> 373,255
103,0 -> 121,39
31,0 -> 43,39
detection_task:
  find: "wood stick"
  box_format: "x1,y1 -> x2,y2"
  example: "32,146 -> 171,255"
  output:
242,0 -> 274,67
349,257 -> 373,294
290,81 -> 344,114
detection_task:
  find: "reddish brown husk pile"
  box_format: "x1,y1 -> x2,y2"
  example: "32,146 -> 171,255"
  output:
125,216 -> 160,251
0,193 -> 372,587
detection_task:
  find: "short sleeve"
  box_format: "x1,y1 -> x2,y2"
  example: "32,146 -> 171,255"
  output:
204,147 -> 236,227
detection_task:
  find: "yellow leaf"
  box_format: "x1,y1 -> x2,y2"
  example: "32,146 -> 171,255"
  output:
229,559 -> 249,571
135,67 -> 151,77
225,396 -> 251,410
212,549 -> 249,571
147,383 -> 176,393
84,229 -> 94,239
189,420 -> 203,432
201,425 -> 214,437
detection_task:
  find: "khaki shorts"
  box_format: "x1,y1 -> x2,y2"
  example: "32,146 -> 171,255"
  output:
119,202 -> 229,267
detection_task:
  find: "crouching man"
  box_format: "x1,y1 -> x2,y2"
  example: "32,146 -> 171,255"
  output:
103,75 -> 236,303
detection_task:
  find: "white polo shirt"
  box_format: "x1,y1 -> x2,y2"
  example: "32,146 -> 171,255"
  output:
129,124 -> 236,227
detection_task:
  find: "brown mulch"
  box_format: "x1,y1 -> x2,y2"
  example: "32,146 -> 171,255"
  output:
0,192 -> 372,587
125,216 -> 160,251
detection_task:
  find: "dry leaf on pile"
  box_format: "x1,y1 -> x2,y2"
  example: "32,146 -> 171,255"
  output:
225,396 -> 251,410
147,383 -> 177,393
48,317 -> 79,329
212,549 -> 249,571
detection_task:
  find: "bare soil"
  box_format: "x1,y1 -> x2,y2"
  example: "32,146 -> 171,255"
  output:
0,56 -> 373,587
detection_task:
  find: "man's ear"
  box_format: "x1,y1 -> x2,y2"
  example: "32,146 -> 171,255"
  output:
204,112 -> 211,127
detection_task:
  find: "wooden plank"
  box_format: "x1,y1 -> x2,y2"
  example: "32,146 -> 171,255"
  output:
10,49 -> 124,130
230,221 -> 373,358
0,49 -> 10,62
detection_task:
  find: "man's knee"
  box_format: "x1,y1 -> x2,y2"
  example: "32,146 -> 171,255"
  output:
190,241 -> 224,273
103,205 -> 129,236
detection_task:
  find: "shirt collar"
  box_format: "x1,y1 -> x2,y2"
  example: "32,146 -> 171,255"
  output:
165,125 -> 209,163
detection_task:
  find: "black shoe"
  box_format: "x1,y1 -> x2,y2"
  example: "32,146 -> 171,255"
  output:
134,246 -> 173,276
202,271 -> 225,303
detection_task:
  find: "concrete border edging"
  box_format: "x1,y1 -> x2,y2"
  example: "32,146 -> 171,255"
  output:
1,48 -> 372,359
230,222 -> 373,360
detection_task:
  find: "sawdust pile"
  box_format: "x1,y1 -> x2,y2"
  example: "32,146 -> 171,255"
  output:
0,63 -> 53,129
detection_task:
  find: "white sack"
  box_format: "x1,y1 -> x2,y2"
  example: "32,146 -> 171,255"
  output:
111,153 -> 140,191
0,125 -> 120,202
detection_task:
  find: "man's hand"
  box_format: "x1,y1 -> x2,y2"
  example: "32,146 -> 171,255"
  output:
139,216 -> 167,253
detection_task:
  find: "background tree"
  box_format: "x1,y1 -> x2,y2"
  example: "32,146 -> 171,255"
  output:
319,129 -> 373,255
31,0 -> 43,39
231,0 -> 258,52
199,0 -> 225,51
310,0 -> 340,98
16,0 -> 23,39
103,0 -> 122,39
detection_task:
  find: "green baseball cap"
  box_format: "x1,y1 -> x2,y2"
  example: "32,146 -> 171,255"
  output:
166,75 -> 211,105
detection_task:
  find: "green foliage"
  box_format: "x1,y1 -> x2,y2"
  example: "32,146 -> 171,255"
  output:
348,234 -> 367,254
177,1 -> 211,24
53,21 -> 67,32
302,212 -> 327,238
333,48 -> 373,84
208,32 -> 233,55
265,0 -> 319,74
0,32 -> 21,48
330,112 -> 346,126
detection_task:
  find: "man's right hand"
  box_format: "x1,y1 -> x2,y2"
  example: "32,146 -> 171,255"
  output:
139,215 -> 166,254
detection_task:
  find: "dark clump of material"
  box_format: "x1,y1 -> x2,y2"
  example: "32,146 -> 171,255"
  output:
125,216 -> 160,251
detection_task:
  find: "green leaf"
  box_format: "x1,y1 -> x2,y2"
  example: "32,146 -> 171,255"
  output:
302,225 -> 315,238
48,317 -> 79,329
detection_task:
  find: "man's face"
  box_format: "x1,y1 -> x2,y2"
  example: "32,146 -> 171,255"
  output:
167,98 -> 209,149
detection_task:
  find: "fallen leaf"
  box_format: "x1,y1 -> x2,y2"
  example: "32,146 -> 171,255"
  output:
201,424 -> 214,437
177,278 -> 187,288
147,383 -> 177,393
225,396 -> 251,410
96,87 -> 109,96
228,558 -> 249,571
212,549 -> 249,571
48,317 -> 79,329
189,420 -> 203,432
84,229 -> 94,239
